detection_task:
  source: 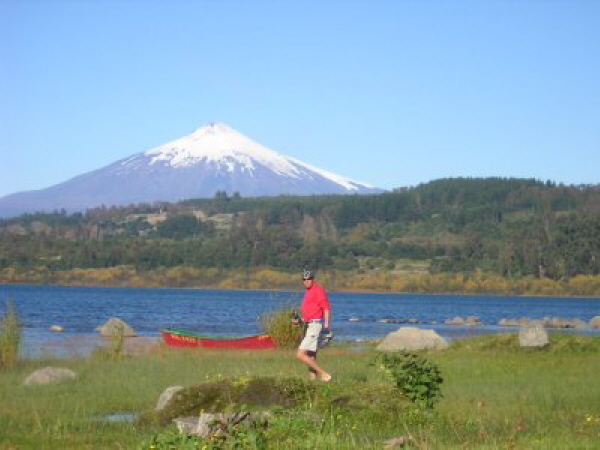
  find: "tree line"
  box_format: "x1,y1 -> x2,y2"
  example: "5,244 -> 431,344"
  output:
1,178 -> 599,291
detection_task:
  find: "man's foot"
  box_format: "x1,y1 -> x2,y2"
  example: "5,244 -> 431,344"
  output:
320,373 -> 332,382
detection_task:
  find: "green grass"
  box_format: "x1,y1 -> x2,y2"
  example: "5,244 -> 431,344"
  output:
0,335 -> 599,448
0,300 -> 21,369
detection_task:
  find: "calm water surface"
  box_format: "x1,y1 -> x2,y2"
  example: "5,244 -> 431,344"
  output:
1,284 -> 598,357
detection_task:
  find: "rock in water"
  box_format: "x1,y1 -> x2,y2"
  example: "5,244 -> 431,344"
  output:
376,327 -> 448,351
518,325 -> 549,348
23,367 -> 76,385
95,318 -> 136,337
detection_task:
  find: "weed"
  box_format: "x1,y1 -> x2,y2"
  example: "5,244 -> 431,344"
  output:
0,299 -> 21,369
90,322 -> 126,361
375,351 -> 443,409
259,306 -> 303,349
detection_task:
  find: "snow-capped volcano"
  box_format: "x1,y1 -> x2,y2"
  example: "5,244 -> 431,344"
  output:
0,122 -> 381,217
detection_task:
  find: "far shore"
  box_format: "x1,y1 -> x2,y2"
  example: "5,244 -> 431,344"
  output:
2,278 -> 600,299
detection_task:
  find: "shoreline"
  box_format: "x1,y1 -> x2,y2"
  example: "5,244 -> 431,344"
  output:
2,280 -> 600,300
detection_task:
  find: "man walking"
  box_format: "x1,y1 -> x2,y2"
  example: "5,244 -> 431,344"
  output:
296,270 -> 332,382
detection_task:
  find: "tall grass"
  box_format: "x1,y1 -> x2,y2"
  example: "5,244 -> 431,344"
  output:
0,299 -> 21,368
259,306 -> 303,348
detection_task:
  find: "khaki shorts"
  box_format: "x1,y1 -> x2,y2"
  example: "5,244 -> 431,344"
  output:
299,321 -> 323,352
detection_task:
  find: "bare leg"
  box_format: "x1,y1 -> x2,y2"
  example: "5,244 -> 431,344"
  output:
307,350 -> 317,380
296,349 -> 331,381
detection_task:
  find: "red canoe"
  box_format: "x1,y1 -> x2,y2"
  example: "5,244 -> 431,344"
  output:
161,328 -> 276,350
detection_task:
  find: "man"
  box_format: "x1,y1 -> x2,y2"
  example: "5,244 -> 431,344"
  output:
296,269 -> 332,382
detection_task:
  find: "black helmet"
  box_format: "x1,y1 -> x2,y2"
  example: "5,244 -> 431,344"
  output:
302,269 -> 314,280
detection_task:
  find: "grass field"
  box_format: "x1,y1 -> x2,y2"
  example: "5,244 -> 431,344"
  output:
0,334 -> 599,449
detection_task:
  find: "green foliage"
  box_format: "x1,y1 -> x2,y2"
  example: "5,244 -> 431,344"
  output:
144,422 -> 267,450
375,351 -> 443,409
156,214 -> 209,239
1,178 -> 599,289
259,307 -> 303,349
0,299 -> 21,368
144,428 -> 204,449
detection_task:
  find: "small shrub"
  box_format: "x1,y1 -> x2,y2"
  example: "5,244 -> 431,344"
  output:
0,299 -> 21,369
259,307 -> 303,349
375,352 -> 443,409
90,322 -> 126,361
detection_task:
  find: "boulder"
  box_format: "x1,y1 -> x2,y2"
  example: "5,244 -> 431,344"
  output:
156,386 -> 184,411
95,318 -> 136,337
376,327 -> 448,352
499,318 -> 520,327
23,367 -> 76,386
445,316 -> 465,325
590,316 -> 600,328
518,325 -> 549,348
465,316 -> 481,325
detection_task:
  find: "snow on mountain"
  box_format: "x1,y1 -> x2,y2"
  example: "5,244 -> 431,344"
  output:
0,122 -> 382,217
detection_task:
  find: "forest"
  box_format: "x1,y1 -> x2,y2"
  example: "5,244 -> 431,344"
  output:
1,178 -> 599,294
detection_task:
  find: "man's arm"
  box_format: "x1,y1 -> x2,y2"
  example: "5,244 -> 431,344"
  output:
323,309 -> 331,330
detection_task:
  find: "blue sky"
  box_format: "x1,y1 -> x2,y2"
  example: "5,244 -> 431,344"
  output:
1,0 -> 599,197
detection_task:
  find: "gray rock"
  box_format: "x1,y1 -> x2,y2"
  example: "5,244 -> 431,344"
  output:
465,316 -> 481,325
174,412 -> 270,438
23,367 -> 76,385
445,316 -> 465,325
377,327 -> 448,352
95,318 -> 136,337
156,386 -> 184,411
499,318 -> 520,327
518,325 -> 549,348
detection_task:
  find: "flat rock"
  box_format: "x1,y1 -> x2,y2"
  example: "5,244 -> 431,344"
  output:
377,327 -> 448,352
23,367 -> 76,385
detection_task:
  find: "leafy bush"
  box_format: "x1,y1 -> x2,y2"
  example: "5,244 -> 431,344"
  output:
259,307 -> 303,349
375,351 -> 443,409
0,300 -> 21,369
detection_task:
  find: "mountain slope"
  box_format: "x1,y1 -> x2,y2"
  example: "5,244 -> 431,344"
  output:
0,123 -> 381,216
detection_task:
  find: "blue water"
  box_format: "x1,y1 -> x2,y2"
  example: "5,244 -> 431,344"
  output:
1,284 -> 599,357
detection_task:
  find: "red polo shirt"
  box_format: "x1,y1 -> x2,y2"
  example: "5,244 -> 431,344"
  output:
301,281 -> 331,322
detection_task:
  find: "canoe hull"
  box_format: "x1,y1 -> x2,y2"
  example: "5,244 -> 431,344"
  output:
162,329 -> 276,350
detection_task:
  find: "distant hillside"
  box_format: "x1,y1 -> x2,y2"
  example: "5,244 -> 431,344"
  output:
1,178 -> 599,292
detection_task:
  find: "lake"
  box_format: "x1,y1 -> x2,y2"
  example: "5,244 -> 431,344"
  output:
1,284 -> 598,357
